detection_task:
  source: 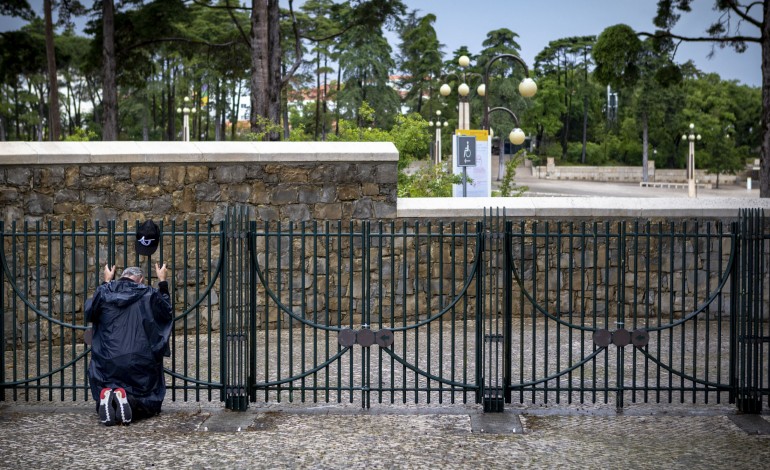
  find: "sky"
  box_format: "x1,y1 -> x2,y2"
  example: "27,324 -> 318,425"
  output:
0,0 -> 761,87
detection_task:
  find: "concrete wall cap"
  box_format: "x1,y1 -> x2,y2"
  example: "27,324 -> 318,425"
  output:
0,141 -> 398,164
398,197 -> 770,219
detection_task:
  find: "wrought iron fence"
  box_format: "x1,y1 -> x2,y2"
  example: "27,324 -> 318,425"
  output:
1,209 -> 767,413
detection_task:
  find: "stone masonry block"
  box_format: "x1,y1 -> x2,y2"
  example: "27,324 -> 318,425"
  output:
186,166 -> 209,183
213,165 -> 246,184
130,166 -> 160,184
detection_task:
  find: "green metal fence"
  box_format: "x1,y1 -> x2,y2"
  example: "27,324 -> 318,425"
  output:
2,209 -> 767,413
0,218 -> 227,403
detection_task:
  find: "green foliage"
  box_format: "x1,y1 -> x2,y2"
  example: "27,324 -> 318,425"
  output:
397,12 -> 443,115
388,113 -> 431,169
337,28 -> 400,128
63,127 -> 98,141
593,24 -> 642,89
566,142 -> 606,165
398,162 -> 463,198
242,116 -> 284,141
328,107 -> 430,172
498,150 -> 528,197
287,127 -> 312,142
330,118 -> 391,142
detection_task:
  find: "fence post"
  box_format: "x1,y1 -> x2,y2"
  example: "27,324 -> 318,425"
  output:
729,220 -> 739,406
503,220 -> 513,403
248,219 -> 257,403
475,222 -> 484,407
735,209 -> 764,413
0,221 -> 5,401
223,207 -> 249,411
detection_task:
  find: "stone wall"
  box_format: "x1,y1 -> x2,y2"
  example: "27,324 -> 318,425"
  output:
532,159 -> 741,185
0,141 -> 399,225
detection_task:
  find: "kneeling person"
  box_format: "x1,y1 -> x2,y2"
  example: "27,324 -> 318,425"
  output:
87,264 -> 172,425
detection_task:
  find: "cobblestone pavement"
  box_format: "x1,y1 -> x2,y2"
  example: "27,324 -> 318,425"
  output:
1,399 -> 769,469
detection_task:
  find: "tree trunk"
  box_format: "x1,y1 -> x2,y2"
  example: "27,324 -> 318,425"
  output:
14,85 -> 21,138
267,0 -> 281,140
315,48 -> 321,140
36,83 -> 45,141
281,60 -> 290,139
335,66 -> 341,136
102,0 -> 118,140
232,80 -> 242,140
250,0 -> 269,136
322,56 -> 328,141
581,94 -> 588,164
580,47 -> 588,164
760,2 -> 770,197
44,0 -> 61,141
642,111 -> 649,182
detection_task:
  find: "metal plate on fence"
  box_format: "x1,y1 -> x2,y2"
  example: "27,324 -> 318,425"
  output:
593,329 -> 612,347
375,329 -> 394,348
357,328 -> 375,347
632,329 -> 649,347
338,328 -> 356,347
613,328 -> 631,347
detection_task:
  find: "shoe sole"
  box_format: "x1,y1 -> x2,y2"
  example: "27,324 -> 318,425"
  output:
113,388 -> 132,425
99,388 -> 115,426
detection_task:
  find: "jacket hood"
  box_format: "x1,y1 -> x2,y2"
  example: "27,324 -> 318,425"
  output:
104,279 -> 149,308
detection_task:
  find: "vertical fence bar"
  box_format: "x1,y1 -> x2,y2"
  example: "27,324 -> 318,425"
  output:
616,221 -> 626,410
503,220 -> 513,403
0,221 -> 5,401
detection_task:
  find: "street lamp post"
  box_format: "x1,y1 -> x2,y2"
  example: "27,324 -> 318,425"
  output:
481,53 -> 537,132
429,110 -> 448,164
681,123 -> 701,198
176,96 -> 197,141
481,54 -> 536,178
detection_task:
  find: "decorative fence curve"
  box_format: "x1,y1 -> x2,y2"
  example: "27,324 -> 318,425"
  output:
2,209 -> 767,413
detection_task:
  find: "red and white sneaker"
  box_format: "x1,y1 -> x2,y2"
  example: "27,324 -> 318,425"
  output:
112,387 -> 132,425
98,388 -> 115,426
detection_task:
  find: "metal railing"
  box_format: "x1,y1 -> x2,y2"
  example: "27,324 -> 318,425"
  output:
2,209 -> 767,413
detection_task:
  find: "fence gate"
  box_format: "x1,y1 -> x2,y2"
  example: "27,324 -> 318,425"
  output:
245,219 -> 487,408
492,210 -> 768,412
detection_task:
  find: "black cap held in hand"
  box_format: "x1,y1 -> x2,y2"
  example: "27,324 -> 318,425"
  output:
136,220 -> 160,256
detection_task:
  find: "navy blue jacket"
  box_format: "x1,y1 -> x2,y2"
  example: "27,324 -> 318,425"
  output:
86,278 -> 172,413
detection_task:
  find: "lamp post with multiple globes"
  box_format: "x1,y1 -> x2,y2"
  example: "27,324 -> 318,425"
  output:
439,55 -> 485,131
681,123 -> 701,198
176,96 -> 197,141
429,110 -> 449,164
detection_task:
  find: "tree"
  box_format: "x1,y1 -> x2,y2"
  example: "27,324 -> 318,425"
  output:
478,28 -> 526,135
535,36 -> 595,160
397,11 -> 443,116
681,72 -> 746,188
237,0 -> 404,139
0,26 -> 47,140
337,27 -> 400,128
43,0 -> 61,140
644,1 -> 768,196
595,25 -> 683,179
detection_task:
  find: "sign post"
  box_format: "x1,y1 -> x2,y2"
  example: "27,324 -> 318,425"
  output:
452,130 -> 491,197
457,136 -> 476,197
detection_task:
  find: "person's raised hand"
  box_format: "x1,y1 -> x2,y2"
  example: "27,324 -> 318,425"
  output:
155,263 -> 168,282
103,264 -> 116,282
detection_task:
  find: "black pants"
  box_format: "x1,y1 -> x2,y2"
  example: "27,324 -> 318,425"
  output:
127,396 -> 159,421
